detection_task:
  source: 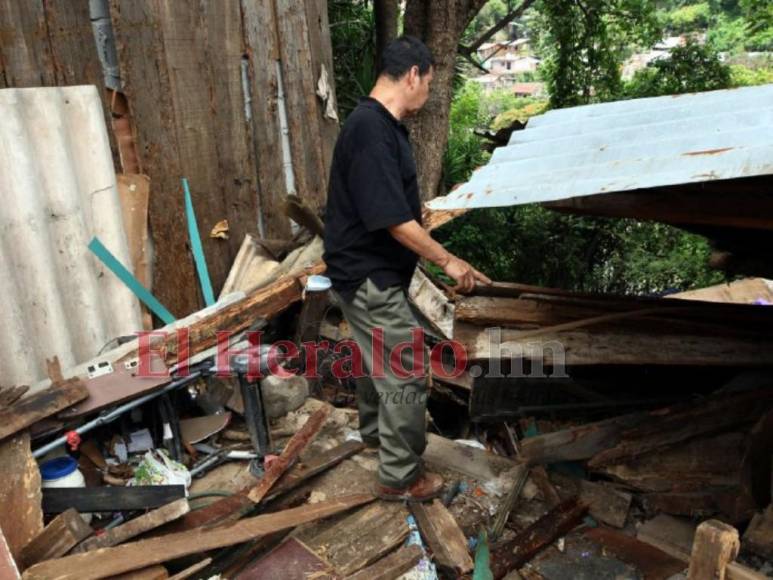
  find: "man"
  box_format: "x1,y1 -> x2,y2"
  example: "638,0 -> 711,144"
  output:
323,36 -> 491,501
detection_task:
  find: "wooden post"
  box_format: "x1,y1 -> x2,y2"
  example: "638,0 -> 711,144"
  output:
687,520 -> 740,580
20,509 -> 92,568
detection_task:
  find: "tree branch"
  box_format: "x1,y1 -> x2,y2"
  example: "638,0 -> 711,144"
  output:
467,0 -> 536,52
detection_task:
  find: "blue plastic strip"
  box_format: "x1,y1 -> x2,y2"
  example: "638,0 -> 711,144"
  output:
183,178 -> 215,306
88,237 -> 176,325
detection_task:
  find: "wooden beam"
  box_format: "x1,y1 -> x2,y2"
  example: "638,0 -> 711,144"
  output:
490,498 -> 587,579
0,380 -> 87,442
170,406 -> 333,531
247,405 -> 331,503
22,494 -> 374,580
20,509 -> 92,568
584,527 -> 686,579
744,504 -> 773,560
410,500 -> 473,576
344,544 -> 423,580
72,499 -> 189,553
0,526 -> 21,580
0,433 -> 43,563
688,520 -> 740,580
42,486 -> 186,514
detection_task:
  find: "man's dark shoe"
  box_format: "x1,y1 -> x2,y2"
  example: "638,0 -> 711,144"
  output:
361,437 -> 380,454
375,471 -> 444,502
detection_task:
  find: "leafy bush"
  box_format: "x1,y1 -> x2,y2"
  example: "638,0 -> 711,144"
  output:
443,83 -> 492,190
624,40 -> 732,97
668,2 -> 712,32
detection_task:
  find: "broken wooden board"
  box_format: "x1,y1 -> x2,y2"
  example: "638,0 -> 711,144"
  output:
247,405 -> 331,503
301,501 -> 410,576
171,405 -> 342,531
585,527 -> 686,580
670,278 -> 773,305
72,499 -> 189,553
0,526 -> 21,580
553,475 -> 631,528
22,494 -> 374,580
687,520 -> 740,580
344,544 -> 423,580
109,565 -> 168,580
410,500 -> 473,576
42,486 -> 186,514
490,498 -> 588,579
744,504 -> 773,560
236,537 -> 333,579
179,413 -> 231,444
20,508 -> 92,568
0,380 -> 88,440
408,268 -> 454,339
116,174 -> 152,294
424,433 -> 518,480
0,433 -> 43,562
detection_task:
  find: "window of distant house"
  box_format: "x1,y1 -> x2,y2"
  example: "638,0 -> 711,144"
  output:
506,62 -> 511,70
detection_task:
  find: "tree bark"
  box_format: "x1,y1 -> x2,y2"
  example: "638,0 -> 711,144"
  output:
404,0 -> 488,201
374,0 -> 399,72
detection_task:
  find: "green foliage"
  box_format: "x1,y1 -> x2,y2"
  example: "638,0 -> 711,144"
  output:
443,83 -> 492,190
730,63 -> 773,85
667,2 -> 712,32
624,40 -> 732,97
706,14 -> 747,51
434,206 -> 723,294
328,0 -> 376,120
533,0 -> 661,108
491,99 -> 548,130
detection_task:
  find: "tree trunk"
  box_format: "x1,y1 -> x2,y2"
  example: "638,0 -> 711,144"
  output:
374,0 -> 399,72
404,0 -> 487,201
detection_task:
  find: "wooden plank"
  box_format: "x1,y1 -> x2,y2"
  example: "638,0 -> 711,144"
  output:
42,486 -> 186,514
0,433 -> 43,563
167,558 -> 211,580
171,406 -> 334,531
236,537 -> 332,579
201,0 -> 262,267
154,1 -> 231,296
274,0 -> 328,214
670,278 -> 773,305
241,0 -> 291,238
744,504 -> 773,560
0,525 -> 21,580
117,174 -> 152,292
344,544 -> 423,580
490,498 -> 587,579
589,388 -> 773,468
578,480 -> 631,529
687,520 -> 740,580
410,500 -> 473,576
268,440 -> 365,500
247,405 -> 331,503
72,499 -> 189,553
20,509 -> 92,568
0,0 -> 54,86
109,565 -> 168,580
109,0 -> 195,317
304,501 -> 410,576
408,269 -> 454,339
22,494 -> 374,580
423,433 -> 517,480
0,380 -> 87,441
454,322 -> 773,366
584,527 -> 686,580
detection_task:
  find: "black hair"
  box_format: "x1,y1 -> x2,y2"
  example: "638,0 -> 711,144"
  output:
379,35 -> 434,80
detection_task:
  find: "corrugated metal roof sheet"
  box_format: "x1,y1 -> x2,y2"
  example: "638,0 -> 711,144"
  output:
0,86 -> 142,387
427,84 -> 773,211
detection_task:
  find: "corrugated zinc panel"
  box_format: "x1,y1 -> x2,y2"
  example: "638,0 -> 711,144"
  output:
427,84 -> 773,210
0,86 -> 142,387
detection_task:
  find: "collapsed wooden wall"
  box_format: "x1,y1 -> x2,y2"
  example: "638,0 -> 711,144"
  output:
0,0 -> 338,317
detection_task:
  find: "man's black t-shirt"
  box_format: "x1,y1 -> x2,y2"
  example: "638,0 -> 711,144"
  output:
323,97 -> 422,302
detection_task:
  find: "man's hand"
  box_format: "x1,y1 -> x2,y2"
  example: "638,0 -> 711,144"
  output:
388,220 -> 493,293
441,254 -> 492,293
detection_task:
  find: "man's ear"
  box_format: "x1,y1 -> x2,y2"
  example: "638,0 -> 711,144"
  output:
408,65 -> 420,88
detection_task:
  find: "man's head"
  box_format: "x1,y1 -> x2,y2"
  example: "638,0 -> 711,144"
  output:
376,36 -> 434,116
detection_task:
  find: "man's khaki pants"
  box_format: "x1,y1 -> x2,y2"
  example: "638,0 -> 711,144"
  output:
334,277 -> 429,488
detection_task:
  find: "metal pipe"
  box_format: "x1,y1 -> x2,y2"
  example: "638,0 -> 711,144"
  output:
32,371 -> 202,459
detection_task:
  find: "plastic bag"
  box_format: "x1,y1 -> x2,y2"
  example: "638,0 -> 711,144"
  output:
129,449 -> 191,492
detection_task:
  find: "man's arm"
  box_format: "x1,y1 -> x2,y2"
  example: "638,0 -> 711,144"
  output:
388,220 -> 492,293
